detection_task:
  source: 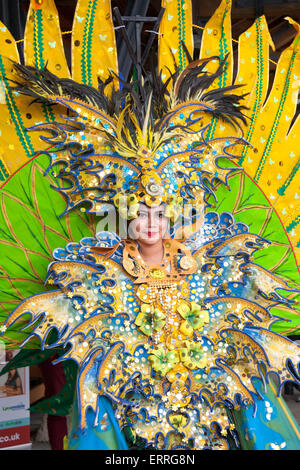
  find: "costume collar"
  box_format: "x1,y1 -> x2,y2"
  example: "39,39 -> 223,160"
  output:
122,238 -> 197,285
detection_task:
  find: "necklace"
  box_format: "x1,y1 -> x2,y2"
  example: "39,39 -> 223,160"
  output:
122,238 -> 197,284
149,283 -> 181,346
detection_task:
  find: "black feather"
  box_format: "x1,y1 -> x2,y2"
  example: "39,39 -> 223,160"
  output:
11,54 -> 248,138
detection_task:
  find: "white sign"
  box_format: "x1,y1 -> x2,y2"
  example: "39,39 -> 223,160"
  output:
0,349 -> 30,449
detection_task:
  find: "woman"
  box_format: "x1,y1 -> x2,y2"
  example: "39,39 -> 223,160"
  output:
1,369 -> 23,396
65,201 -> 234,450
61,197 -> 300,451
2,55 -> 300,450
0,350 -> 23,396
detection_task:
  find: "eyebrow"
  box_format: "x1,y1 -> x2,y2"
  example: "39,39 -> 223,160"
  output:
138,209 -> 165,215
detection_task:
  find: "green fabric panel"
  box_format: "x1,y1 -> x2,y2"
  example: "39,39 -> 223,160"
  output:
0,347 -> 77,416
0,153 -> 96,348
30,359 -> 78,417
209,170 -> 300,334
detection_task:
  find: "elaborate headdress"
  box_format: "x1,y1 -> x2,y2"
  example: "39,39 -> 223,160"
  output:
12,56 -> 248,223
0,0 -> 298,255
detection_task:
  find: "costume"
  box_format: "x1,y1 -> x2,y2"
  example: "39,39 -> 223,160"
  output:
0,0 -> 300,450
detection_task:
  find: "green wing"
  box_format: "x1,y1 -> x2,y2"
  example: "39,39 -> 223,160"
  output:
209,168 -> 300,335
0,152 -> 96,348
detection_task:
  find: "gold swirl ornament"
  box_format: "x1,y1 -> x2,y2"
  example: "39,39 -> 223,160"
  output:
143,177 -> 165,207
145,181 -> 163,196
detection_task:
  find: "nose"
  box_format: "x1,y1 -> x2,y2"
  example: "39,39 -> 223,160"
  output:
148,211 -> 156,227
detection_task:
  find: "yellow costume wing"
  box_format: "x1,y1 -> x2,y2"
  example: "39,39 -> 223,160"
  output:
157,0 -> 300,333
0,0 -> 119,180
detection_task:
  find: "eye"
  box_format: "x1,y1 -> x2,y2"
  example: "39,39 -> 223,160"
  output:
137,211 -> 147,218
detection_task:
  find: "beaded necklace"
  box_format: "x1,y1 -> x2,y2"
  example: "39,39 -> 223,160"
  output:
122,238 -> 197,351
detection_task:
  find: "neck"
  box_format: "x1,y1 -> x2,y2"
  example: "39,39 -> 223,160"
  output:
138,240 -> 164,265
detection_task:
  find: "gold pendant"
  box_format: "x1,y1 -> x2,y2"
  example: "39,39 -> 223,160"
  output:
123,258 -> 135,272
149,268 -> 165,279
179,255 -> 196,270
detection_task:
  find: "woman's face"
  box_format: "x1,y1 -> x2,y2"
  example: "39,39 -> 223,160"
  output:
128,204 -> 169,245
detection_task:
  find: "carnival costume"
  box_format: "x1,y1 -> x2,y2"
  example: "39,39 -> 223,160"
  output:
0,0 -> 300,450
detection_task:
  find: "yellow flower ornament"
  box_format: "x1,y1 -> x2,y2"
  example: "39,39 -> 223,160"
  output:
113,193 -> 139,219
134,304 -> 165,336
164,195 -> 183,220
169,413 -> 189,431
177,300 -> 209,337
148,347 -> 179,376
179,340 -> 207,370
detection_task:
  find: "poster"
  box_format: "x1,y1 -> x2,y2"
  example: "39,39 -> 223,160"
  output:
0,348 -> 31,449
